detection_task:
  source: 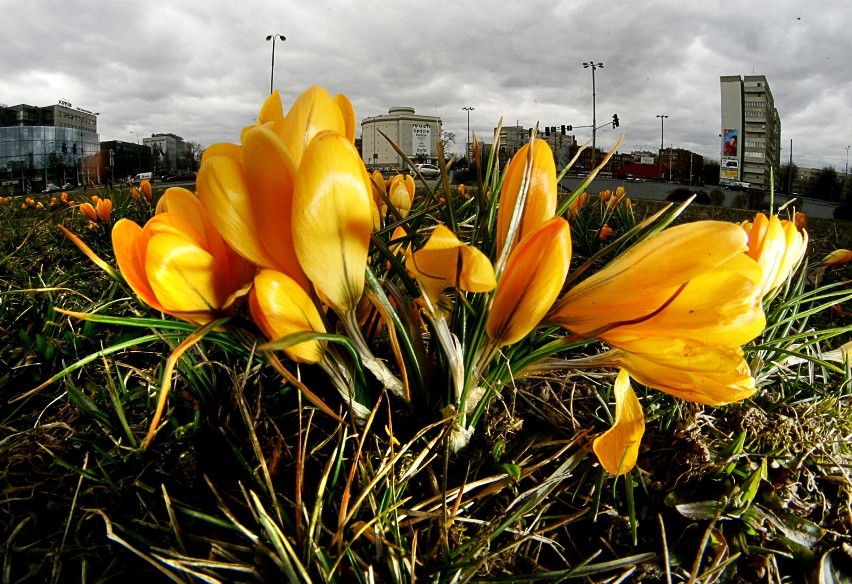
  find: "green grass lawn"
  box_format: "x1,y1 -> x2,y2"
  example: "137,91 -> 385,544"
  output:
1,182 -> 851,583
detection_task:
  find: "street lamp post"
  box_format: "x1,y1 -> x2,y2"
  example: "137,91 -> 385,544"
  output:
656,114 -> 668,181
845,145 -> 851,198
462,106 -> 474,161
582,60 -> 604,168
266,34 -> 286,95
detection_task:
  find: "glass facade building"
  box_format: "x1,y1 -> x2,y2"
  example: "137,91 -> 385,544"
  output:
0,103 -> 99,195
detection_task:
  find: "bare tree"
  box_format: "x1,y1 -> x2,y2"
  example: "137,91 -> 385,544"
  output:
186,141 -> 205,171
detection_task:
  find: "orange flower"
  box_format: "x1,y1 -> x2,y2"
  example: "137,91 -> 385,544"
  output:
79,202 -> 98,222
61,192 -> 68,203
486,217 -> 571,346
112,188 -> 254,325
388,174 -> 415,219
96,198 -> 112,223
566,192 -> 588,222
597,224 -> 613,241
140,179 -> 153,202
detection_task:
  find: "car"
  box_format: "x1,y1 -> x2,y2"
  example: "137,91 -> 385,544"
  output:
163,171 -> 197,182
410,163 -> 441,178
61,182 -> 76,191
41,183 -> 61,194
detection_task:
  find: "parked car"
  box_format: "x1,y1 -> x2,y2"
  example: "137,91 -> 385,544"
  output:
61,182 -> 76,191
163,171 -> 197,182
41,183 -> 61,194
409,163 -> 441,178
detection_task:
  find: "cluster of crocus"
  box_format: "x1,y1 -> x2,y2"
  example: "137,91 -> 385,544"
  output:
131,179 -> 153,202
80,196 -> 113,224
741,212 -> 808,300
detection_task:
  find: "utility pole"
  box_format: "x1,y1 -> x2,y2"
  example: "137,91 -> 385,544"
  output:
656,114 -> 668,181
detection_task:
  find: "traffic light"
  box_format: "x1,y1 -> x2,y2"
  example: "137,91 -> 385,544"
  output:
61,142 -> 68,154
612,114 -> 620,129
545,126 -> 550,136
72,143 -> 78,154
566,125 -> 572,131
561,125 -> 565,135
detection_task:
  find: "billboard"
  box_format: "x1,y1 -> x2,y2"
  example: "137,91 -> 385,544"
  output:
639,156 -> 655,165
721,158 -> 739,169
723,128 -> 738,156
412,124 -> 431,158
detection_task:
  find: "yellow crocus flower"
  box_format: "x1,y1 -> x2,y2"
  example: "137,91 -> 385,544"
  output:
486,217 -> 571,347
405,225 -> 496,307
388,174 -> 415,219
292,131 -> 373,315
742,212 -> 808,299
249,269 -> 327,364
140,179 -> 153,202
112,188 -> 254,325
496,139 -> 557,254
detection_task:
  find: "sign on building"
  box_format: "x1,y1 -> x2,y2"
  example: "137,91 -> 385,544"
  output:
412,124 -> 431,158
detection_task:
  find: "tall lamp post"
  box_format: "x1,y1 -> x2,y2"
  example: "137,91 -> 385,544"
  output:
582,60 -> 604,167
462,106 -> 474,161
656,114 -> 668,181
266,34 -> 286,94
845,145 -> 851,198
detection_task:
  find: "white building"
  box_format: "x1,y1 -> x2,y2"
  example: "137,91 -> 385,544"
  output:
361,107 -> 442,170
720,75 -> 781,189
142,132 -> 189,174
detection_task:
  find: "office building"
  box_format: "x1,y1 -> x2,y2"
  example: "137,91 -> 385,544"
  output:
361,107 -> 442,169
720,75 -> 781,189
0,100 -> 99,193
142,133 -> 190,175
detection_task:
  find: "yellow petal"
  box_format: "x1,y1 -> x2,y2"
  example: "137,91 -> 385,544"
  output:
140,179 -> 152,202
406,225 -> 496,305
593,369 -> 645,475
145,232 -> 225,321
613,339 -> 756,405
257,90 -> 286,135
820,248 -> 852,267
333,93 -> 357,142
496,139 -> 557,254
292,131 -> 372,314
281,86 -> 346,167
112,218 -> 167,314
487,217 -> 571,346
201,142 -> 241,166
250,269 -> 326,364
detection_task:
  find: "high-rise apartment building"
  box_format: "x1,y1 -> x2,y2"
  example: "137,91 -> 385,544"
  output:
719,75 -> 781,189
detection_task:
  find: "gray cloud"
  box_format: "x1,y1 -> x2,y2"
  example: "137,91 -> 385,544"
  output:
2,0 -> 850,170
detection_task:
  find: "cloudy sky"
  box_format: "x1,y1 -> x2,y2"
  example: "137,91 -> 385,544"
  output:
3,0 -> 850,171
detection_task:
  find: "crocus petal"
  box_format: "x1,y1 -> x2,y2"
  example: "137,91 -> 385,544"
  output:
612,339 -> 756,405
406,225 -> 496,305
593,369 -> 645,475
820,248 -> 852,267
257,90 -> 286,136
280,86 -> 346,167
113,218 -> 167,314
744,213 -> 808,297
250,269 -> 326,364
486,217 -> 571,346
333,93 -> 357,142
389,178 -> 413,218
549,221 -> 751,334
292,131 -> 372,315
79,202 -> 97,222
96,199 -> 112,222
140,180 -> 152,202
496,140 -> 557,254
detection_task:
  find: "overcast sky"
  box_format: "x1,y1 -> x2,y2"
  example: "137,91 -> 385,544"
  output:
3,0 -> 850,171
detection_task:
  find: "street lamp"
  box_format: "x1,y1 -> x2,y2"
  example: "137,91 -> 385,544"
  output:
656,114 -> 668,180
462,106 -> 474,161
845,145 -> 851,197
266,34 -> 286,95
582,60 -> 603,167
